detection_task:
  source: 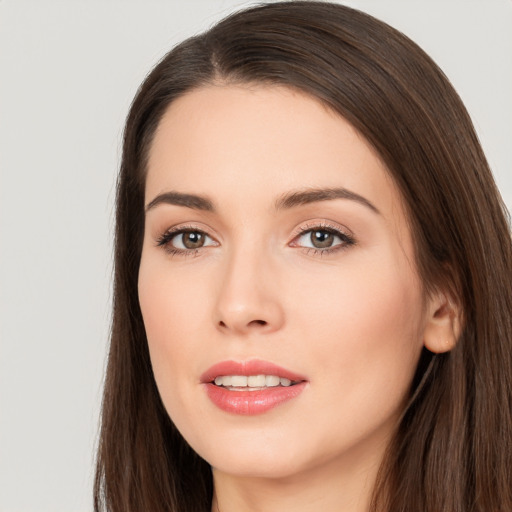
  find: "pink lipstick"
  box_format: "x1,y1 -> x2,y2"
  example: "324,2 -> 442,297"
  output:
201,360 -> 307,415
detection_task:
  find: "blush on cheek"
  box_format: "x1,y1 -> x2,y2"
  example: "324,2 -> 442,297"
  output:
300,258 -> 423,404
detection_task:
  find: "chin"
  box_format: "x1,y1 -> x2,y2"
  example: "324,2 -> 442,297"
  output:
210,452 -> 307,480
190,426 -> 326,480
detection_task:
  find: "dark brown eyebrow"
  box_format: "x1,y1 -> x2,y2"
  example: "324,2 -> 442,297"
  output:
145,191 -> 214,213
274,187 -> 380,214
145,187 -> 379,215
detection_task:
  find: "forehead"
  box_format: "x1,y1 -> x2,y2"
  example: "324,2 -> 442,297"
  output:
145,84 -> 404,222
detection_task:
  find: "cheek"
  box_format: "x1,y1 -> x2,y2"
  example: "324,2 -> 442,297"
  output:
138,257 -> 208,399
289,253 -> 425,409
139,267 -> 204,343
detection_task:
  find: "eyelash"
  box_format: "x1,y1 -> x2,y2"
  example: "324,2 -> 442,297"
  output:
156,224 -> 212,258
291,221 -> 356,257
155,222 -> 356,258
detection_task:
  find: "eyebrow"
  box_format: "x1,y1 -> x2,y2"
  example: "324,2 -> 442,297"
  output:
145,187 -> 380,215
145,191 -> 214,212
274,187 -> 380,214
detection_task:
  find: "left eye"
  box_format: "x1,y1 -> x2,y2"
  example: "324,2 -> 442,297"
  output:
295,229 -> 347,250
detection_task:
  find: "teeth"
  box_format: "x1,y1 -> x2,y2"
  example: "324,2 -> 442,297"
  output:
231,375 -> 247,387
248,375 -> 266,387
265,375 -> 280,387
213,375 -> 296,388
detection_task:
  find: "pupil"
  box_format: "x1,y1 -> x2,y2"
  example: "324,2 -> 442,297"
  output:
312,230 -> 333,248
183,232 -> 204,249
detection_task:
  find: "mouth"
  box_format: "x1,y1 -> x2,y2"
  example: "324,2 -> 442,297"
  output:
201,360 -> 307,415
212,374 -> 299,390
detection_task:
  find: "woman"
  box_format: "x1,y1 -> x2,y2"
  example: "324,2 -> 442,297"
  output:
94,2 -> 512,511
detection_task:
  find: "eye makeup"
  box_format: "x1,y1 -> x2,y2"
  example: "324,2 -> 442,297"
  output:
155,220 -> 356,258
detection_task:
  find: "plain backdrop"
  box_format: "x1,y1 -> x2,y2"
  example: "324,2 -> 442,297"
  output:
0,1 -> 510,511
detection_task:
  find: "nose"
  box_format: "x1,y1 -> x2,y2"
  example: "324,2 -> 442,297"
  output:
213,247 -> 285,336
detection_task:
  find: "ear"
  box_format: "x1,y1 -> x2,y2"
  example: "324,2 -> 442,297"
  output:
423,289 -> 462,354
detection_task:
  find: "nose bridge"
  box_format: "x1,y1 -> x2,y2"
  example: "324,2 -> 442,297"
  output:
214,238 -> 284,335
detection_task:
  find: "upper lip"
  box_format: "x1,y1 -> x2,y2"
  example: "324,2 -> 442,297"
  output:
200,359 -> 307,384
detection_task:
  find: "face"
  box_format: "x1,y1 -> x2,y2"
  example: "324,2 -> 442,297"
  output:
138,84 -> 430,481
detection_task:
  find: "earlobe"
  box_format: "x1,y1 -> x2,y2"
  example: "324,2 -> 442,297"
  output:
423,291 -> 462,354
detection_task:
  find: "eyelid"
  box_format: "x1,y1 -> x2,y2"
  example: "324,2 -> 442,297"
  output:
289,220 -> 354,241
288,220 -> 356,253
155,220 -> 356,257
156,222 -> 219,241
155,223 -> 220,253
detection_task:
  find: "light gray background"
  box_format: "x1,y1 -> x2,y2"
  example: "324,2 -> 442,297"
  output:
0,1 -> 510,511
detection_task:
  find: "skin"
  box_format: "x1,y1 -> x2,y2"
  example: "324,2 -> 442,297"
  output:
138,84 -> 457,512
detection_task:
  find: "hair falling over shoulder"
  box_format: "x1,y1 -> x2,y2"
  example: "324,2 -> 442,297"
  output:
94,2 -> 512,511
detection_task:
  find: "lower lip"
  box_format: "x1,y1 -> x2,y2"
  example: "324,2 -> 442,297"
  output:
204,382 -> 307,415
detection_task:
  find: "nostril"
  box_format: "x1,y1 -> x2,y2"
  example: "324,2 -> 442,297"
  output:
216,318 -> 271,331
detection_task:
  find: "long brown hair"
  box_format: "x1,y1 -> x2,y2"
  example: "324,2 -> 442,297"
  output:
94,2 -> 512,511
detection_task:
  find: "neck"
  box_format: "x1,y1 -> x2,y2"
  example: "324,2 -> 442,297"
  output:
211,443 -> 385,512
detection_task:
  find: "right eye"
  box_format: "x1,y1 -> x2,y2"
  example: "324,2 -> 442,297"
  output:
157,228 -> 217,255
